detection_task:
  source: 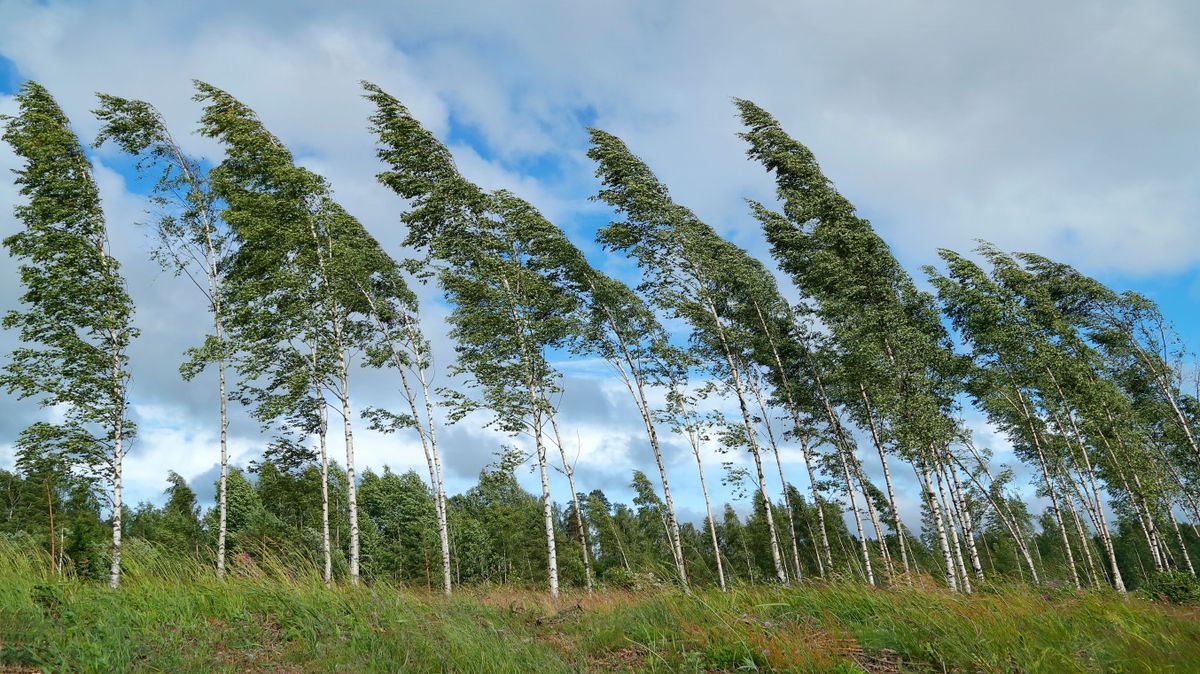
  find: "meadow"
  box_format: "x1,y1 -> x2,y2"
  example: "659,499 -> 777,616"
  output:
1,540 -> 1198,673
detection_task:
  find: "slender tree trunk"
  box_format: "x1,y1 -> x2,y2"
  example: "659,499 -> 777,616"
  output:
337,347 -> 360,585
686,267 -> 785,583
544,408 -> 593,593
412,349 -> 453,596
950,447 -> 1039,583
839,443 -> 874,586
748,376 -> 802,582
748,298 -> 833,576
864,475 -> 893,576
312,351 -> 332,587
109,427 -> 123,590
609,518 -> 632,572
851,458 -> 892,577
681,400 -> 726,591
799,433 -> 831,579
596,292 -> 688,588
945,458 -> 984,580
1012,386 -> 1080,589
1045,372 -> 1125,593
206,218 -> 229,581
216,349 -> 229,580
108,337 -> 127,590
773,443 -> 804,582
859,387 -> 910,573
498,275 -> 559,597
359,288 -> 452,595
1167,504 -> 1195,575
935,465 -> 971,593
533,418 -> 559,596
1111,317 -> 1200,467
946,462 -> 984,583
920,460 -> 957,591
1126,474 -> 1164,572
1133,474 -> 1171,571
1064,493 -> 1101,588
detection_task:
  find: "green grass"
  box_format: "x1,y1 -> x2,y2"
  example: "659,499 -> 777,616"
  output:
2,540 -> 1198,672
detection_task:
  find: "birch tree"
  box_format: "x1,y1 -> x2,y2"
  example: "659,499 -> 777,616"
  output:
738,99 -> 965,589
366,82 -> 589,597
93,94 -> 235,578
357,257 -> 453,594
196,82 -> 381,585
1,82 -> 138,589
587,129 -> 788,583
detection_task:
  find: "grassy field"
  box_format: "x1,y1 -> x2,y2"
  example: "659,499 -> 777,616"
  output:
1,541 -> 1198,672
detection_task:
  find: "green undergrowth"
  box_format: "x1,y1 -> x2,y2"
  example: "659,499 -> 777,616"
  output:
1,540 -> 1198,672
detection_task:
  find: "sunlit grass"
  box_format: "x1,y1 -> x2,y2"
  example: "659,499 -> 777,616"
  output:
1,538 -> 1197,672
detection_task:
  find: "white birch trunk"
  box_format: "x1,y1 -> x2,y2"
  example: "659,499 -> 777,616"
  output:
936,465 -> 971,593
855,461 -> 893,577
679,393 -> 726,591
921,461 -> 958,591
859,386 -> 910,573
313,354 -> 332,587
535,422 -> 560,598
840,444 -> 875,586
951,447 -> 1039,583
337,349 -> 360,585
749,299 -> 833,577
749,377 -> 802,582
544,408 -> 593,593
1045,371 -> 1126,593
359,287 -> 452,594
412,350 -> 453,595
681,260 -> 785,583
1012,386 -> 1080,589
1067,495 -> 1102,587
596,293 -> 688,588
109,414 -> 124,590
1167,504 -> 1195,575
946,463 -> 984,582
217,349 -> 228,580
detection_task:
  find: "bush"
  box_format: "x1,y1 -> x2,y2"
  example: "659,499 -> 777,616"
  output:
1139,571 -> 1200,604
601,567 -> 663,591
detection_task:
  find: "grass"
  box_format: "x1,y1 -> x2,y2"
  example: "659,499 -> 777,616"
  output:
2,540 -> 1198,672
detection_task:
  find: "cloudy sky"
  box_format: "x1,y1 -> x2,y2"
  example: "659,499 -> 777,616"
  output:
1,0 -> 1198,526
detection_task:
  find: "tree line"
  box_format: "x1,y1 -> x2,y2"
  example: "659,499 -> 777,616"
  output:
2,80 -> 1198,597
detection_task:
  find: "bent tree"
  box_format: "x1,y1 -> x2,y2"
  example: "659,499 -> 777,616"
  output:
197,82 -> 381,585
366,82 -> 588,597
587,129 -> 788,583
738,99 -> 964,589
357,248 -> 454,595
94,93 -> 235,578
1,82 -> 138,589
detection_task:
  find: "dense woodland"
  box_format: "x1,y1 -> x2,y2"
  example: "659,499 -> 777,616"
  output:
3,79 -> 1200,600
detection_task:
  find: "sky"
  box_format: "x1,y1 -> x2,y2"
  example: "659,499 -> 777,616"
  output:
1,0 -> 1198,528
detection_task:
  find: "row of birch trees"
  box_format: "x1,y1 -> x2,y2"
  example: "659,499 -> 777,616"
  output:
3,80 -> 1199,595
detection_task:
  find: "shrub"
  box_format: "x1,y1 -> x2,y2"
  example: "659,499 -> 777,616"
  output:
601,567 -> 663,591
1139,571 -> 1200,605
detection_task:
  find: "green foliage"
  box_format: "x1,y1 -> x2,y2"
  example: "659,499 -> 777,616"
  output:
0,81 -> 137,489
1139,571 -> 1200,605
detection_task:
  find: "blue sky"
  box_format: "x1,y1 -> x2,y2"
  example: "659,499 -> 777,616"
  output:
1,0 -> 1198,528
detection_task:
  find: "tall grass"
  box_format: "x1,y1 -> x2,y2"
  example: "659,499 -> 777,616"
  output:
2,539 -> 1197,672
